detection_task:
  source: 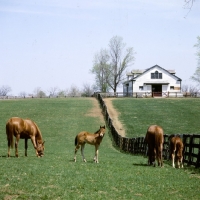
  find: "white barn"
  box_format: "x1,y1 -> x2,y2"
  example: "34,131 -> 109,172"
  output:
123,65 -> 182,97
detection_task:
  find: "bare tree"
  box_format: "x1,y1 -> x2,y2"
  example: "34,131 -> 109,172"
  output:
107,36 -> 135,93
68,85 -> 80,97
184,0 -> 195,17
189,85 -> 200,96
34,87 -> 46,98
91,36 -> 135,93
38,91 -> 46,98
48,87 -> 59,97
191,36 -> 200,85
181,84 -> 189,93
184,0 -> 195,9
182,84 -> 200,96
0,85 -> 11,96
57,90 -> 67,97
91,49 -> 110,92
19,91 -> 27,97
82,83 -> 94,97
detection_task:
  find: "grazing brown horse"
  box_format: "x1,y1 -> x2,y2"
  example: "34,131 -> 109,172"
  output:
145,125 -> 164,167
74,125 -> 106,163
6,117 -> 45,157
169,135 -> 184,168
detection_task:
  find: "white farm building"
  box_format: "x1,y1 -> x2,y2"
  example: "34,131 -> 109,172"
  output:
123,65 -> 182,97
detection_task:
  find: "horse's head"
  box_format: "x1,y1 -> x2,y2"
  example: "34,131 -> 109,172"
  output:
99,125 -> 106,137
36,141 -> 45,157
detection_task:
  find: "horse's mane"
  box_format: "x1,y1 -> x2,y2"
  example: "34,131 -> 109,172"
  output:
94,126 -> 105,134
94,129 -> 100,134
32,121 -> 43,140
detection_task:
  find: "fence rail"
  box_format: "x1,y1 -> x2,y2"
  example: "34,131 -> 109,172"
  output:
96,92 -> 200,98
96,93 -> 200,168
1,91 -> 200,99
0,95 -> 83,99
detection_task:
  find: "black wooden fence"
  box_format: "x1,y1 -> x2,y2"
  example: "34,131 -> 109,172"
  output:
96,93 -> 200,168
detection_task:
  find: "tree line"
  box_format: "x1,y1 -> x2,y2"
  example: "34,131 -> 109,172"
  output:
0,84 -> 94,98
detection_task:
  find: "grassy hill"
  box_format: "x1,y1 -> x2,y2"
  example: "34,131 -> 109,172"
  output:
0,98 -> 199,199
111,98 -> 200,138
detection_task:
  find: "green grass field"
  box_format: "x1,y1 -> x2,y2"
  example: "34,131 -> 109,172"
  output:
111,98 -> 200,137
0,98 -> 199,200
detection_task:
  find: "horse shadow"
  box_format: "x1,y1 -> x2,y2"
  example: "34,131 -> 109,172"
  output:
132,163 -> 148,167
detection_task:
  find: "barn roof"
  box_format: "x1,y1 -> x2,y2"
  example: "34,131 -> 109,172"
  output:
124,64 -> 182,84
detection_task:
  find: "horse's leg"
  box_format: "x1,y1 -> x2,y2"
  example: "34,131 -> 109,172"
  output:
93,145 -> 97,162
156,144 -> 163,167
25,138 -> 28,157
172,145 -> 176,168
30,136 -> 39,157
81,143 -> 86,162
180,156 -> 184,168
7,136 -> 11,157
160,147 -> 163,167
172,151 -> 175,168
177,157 -> 180,168
15,135 -> 20,157
94,145 -> 99,163
74,144 -> 80,162
153,148 -> 156,167
148,146 -> 152,165
160,144 -> 163,167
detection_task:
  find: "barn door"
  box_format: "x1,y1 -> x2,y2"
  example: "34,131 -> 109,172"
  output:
152,84 -> 162,97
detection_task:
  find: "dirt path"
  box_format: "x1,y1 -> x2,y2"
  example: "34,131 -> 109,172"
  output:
103,98 -> 125,137
85,98 -> 125,137
85,98 -> 104,124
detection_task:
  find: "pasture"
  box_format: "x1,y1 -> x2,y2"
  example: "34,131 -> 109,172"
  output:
111,98 -> 200,137
0,98 -> 199,200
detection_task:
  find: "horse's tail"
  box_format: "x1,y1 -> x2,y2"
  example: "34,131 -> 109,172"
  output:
6,121 -> 14,149
75,135 -> 78,146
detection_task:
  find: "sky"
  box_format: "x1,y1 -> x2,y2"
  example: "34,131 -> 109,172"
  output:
0,0 -> 200,96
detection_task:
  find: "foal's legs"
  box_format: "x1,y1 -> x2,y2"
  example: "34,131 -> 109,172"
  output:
74,143 -> 85,162
180,155 -> 184,168
94,145 -> 99,163
74,144 -> 80,162
81,143 -> 86,162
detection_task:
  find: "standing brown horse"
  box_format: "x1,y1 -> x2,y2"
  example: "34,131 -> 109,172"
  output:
6,117 -> 45,157
145,125 -> 164,167
169,135 -> 184,168
74,125 -> 106,163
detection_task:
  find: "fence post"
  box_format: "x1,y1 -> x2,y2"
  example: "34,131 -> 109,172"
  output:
196,150 -> 200,168
188,135 -> 194,165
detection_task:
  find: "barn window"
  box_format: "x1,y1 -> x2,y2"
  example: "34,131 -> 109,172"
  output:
170,86 -> 174,90
151,71 -> 162,79
139,86 -> 143,91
